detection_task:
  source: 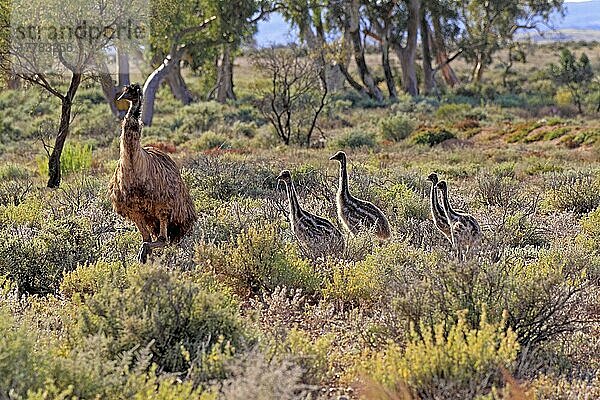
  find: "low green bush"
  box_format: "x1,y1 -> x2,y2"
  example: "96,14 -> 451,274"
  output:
411,128 -> 455,146
543,170 -> 600,213
78,263 -> 244,373
435,103 -> 471,121
177,102 -> 225,134
379,114 -> 415,142
201,224 -> 322,294
362,310 -> 519,398
0,213 -> 96,294
331,129 -> 377,149
191,131 -> 231,150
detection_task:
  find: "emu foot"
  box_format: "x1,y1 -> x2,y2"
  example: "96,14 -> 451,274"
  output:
138,242 -> 150,264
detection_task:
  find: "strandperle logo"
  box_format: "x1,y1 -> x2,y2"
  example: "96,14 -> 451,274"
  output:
7,0 -> 149,74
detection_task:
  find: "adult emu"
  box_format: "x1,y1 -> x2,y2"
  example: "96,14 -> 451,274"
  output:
109,84 -> 197,263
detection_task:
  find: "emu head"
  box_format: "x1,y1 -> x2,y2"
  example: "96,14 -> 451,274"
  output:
427,173 -> 439,184
436,180 -> 448,191
117,83 -> 142,102
276,170 -> 292,183
329,150 -> 346,163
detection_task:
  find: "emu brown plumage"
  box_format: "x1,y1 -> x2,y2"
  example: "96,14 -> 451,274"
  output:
108,84 -> 197,263
277,170 -> 344,258
330,151 -> 391,240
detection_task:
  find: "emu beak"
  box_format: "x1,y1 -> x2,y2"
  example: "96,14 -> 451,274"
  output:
329,154 -> 337,161
117,91 -> 126,101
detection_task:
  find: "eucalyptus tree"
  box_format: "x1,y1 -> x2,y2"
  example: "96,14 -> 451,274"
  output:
0,0 -> 146,187
457,0 -> 563,82
142,0 -> 216,125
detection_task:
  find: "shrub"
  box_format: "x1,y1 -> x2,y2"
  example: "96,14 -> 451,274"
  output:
200,224 -> 322,294
191,131 -> 231,151
362,310 -> 520,399
78,263 -> 244,373
435,103 -> 470,122
375,182 -> 428,221
543,170 -> 600,213
0,214 -> 96,294
0,306 -> 47,396
323,259 -> 382,307
411,128 -> 455,146
284,329 -> 334,384
378,114 -> 415,142
331,129 -> 377,149
37,142 -> 93,177
177,102 -> 225,134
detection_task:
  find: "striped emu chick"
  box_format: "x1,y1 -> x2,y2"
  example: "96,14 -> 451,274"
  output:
109,84 -> 197,263
329,151 -> 391,240
436,180 -> 482,257
277,170 -> 345,258
427,172 -> 465,244
277,170 -> 344,258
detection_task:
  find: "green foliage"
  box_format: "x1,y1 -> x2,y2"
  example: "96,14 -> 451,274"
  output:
191,130 -> 231,150
284,329 -> 334,384
77,263 -> 243,373
0,306 -> 46,396
543,170 -> 600,213
363,310 -> 519,398
375,182 -> 428,221
548,49 -> 594,113
435,103 -> 471,121
177,102 -> 225,134
199,224 -> 322,294
379,114 -> 415,142
331,129 -> 377,149
37,142 -> 93,177
0,213 -> 96,293
411,128 -> 455,146
323,259 -> 382,306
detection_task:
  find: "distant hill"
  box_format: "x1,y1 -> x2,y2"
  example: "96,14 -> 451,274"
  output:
254,1 -> 600,46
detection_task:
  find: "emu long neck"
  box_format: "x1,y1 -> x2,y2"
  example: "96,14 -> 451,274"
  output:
285,180 -> 302,217
120,98 -> 143,167
338,159 -> 350,199
430,181 -> 445,218
439,186 -> 459,222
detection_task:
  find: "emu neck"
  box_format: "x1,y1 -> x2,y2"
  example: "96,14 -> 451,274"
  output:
128,97 -> 142,120
337,159 -> 351,199
284,180 -> 303,218
120,99 -> 143,168
430,182 -> 444,217
439,186 -> 459,222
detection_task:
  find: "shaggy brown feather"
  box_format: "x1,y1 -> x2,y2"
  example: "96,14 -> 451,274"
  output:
108,84 -> 196,260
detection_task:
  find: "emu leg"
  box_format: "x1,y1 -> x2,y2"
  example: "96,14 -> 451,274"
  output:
140,216 -> 168,263
134,221 -> 152,264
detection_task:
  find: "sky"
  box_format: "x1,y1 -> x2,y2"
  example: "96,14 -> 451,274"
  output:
255,0 -> 600,46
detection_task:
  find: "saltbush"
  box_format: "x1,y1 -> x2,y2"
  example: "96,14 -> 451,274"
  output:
543,170 -> 600,213
78,263 -> 244,373
378,114 -> 415,142
331,129 -> 377,149
202,224 -> 322,294
435,103 -> 471,121
411,128 -> 456,146
362,310 -> 519,398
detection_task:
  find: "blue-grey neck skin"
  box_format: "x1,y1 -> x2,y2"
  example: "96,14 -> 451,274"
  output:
284,179 -> 302,217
